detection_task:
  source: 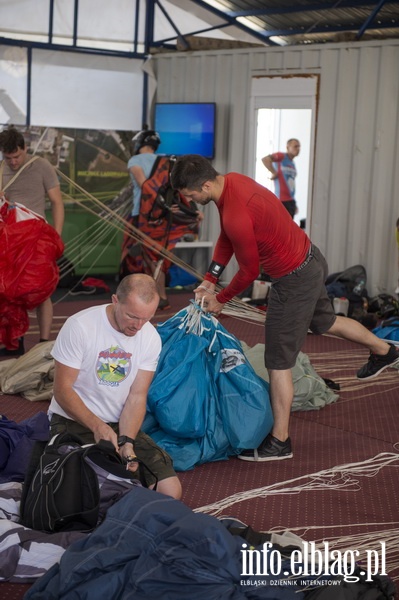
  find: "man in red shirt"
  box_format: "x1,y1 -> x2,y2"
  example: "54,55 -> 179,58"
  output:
262,138 -> 300,219
171,155 -> 399,461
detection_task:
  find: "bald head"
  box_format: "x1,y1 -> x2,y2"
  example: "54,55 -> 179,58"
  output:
116,274 -> 159,304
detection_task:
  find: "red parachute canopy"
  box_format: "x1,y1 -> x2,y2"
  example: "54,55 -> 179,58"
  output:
0,199 -> 64,349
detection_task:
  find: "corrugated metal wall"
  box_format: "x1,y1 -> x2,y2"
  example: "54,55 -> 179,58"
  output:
153,39 -> 399,296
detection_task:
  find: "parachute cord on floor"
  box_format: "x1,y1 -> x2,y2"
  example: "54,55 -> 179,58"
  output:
306,349 -> 399,396
259,522 -> 399,581
195,451 -> 399,516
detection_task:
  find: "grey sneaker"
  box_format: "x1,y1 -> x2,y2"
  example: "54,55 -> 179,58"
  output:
356,343 -> 399,380
237,434 -> 293,462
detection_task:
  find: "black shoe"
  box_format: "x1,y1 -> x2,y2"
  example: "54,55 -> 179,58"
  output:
237,434 -> 293,462
157,298 -> 171,310
356,343 -> 399,380
0,337 -> 25,357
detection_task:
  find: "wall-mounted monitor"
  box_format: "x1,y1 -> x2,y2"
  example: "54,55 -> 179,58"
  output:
154,102 -> 216,159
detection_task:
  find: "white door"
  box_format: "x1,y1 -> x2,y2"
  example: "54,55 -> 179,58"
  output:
248,75 -> 318,232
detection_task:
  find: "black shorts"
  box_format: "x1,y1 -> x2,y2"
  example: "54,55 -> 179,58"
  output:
49,415 -> 176,488
282,200 -> 297,218
265,245 -> 336,370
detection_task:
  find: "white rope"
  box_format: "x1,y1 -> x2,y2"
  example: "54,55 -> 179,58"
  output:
259,523 -> 399,581
195,452 -> 399,516
305,348 -> 399,395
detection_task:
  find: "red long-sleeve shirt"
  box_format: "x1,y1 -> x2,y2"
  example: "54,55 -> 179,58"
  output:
205,173 -> 310,304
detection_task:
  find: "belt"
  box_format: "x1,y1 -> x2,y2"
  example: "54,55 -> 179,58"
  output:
286,245 -> 313,276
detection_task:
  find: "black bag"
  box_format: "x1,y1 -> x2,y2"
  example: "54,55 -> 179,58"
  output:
368,294 -> 399,319
142,156 -> 199,228
326,265 -> 368,319
19,433 -> 138,533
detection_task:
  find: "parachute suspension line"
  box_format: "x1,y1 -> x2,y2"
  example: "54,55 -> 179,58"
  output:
57,169 -> 200,269
56,169 -> 267,324
195,452 -> 399,516
32,127 -> 49,155
59,195 -> 131,275
56,195 -> 130,288
54,223 -> 122,305
263,524 -> 399,580
306,349 -> 399,396
262,523 -> 399,579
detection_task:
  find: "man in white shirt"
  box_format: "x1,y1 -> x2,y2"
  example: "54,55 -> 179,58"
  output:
48,273 -> 182,499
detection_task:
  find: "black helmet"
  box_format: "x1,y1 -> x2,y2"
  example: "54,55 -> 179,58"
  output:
368,293 -> 399,318
132,129 -> 160,154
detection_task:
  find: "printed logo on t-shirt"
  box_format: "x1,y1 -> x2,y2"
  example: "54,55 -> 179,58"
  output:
96,346 -> 132,386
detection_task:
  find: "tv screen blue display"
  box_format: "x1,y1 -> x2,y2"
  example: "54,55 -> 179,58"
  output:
154,102 -> 216,159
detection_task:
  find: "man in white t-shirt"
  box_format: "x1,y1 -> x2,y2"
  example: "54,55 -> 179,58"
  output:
48,273 -> 182,499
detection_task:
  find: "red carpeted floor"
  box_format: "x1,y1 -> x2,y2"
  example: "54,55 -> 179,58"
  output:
1,290 -> 399,598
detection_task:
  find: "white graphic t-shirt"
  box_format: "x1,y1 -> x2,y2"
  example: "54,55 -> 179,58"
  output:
49,304 -> 161,423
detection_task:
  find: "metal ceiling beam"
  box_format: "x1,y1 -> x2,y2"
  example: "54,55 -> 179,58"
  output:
48,0 -> 54,44
0,36 -> 146,59
2,0 -> 398,61
27,47 -> 32,126
250,20 -> 397,38
73,0 -> 79,46
152,21 -> 252,46
133,0 -> 141,54
357,0 -> 389,38
155,0 -> 190,49
157,17 -> 398,43
227,0 -> 395,17
187,0 -> 275,45
187,0 -> 399,46
145,0 -> 156,53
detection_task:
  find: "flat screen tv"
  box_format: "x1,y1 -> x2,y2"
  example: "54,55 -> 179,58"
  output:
154,102 -> 216,159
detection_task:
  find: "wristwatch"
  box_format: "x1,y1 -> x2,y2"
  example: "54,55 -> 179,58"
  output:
117,435 -> 135,447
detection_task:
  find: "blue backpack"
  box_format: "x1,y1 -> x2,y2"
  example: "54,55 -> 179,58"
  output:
372,316 -> 399,342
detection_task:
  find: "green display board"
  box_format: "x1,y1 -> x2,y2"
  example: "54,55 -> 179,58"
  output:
47,205 -> 124,276
19,125 -> 135,276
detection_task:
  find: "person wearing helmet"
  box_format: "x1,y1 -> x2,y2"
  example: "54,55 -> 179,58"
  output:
128,129 -> 161,222
125,129 -> 171,309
